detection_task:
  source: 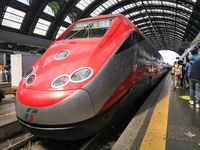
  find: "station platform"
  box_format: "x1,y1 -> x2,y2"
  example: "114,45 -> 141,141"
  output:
0,94 -> 16,126
112,73 -> 200,150
0,94 -> 20,140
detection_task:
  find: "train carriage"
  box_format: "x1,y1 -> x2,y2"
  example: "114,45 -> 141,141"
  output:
15,14 -> 167,140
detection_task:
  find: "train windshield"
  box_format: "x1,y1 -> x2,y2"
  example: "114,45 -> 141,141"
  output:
62,18 -> 114,39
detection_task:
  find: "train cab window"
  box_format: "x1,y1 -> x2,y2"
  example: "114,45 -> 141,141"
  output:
62,18 -> 114,39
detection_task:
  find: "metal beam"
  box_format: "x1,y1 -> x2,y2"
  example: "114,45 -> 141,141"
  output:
20,0 -> 50,35
0,0 -> 8,25
77,0 -> 107,19
0,29 -> 52,48
46,0 -> 78,39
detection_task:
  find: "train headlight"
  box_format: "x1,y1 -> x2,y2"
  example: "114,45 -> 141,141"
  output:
26,74 -> 36,86
54,50 -> 70,60
51,75 -> 70,88
70,67 -> 93,83
24,67 -> 34,78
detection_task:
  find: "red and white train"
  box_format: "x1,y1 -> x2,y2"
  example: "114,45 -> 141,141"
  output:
15,14 -> 168,140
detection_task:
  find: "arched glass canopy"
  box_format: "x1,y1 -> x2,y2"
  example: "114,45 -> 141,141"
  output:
0,0 -> 200,54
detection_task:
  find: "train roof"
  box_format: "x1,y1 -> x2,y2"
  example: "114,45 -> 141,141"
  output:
78,14 -> 127,22
76,14 -> 138,33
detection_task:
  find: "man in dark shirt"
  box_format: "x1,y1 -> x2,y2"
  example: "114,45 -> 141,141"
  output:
189,52 -> 200,109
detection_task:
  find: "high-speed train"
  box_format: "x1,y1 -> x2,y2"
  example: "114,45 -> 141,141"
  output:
15,14 -> 168,140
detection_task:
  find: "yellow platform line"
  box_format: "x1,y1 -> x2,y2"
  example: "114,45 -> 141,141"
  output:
0,111 -> 16,118
140,90 -> 169,150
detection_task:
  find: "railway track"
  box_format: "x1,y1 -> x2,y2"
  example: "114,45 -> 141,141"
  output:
3,135 -> 36,150
1,131 -> 99,150
0,130 -> 36,150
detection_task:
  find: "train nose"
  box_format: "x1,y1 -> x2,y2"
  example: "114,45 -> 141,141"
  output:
16,88 -> 95,125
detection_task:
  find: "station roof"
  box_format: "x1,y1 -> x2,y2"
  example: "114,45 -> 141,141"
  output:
0,0 -> 200,54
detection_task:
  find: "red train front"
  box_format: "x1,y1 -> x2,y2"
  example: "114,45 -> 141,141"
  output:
15,14 -> 167,140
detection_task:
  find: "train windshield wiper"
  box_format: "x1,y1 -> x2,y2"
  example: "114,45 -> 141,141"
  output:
86,23 -> 94,38
67,23 -> 94,39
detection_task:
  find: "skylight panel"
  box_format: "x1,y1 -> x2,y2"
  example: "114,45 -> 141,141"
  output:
177,4 -> 192,13
176,28 -> 185,33
132,3 -> 136,7
91,0 -> 119,16
109,0 -> 117,5
152,0 -> 162,5
137,22 -> 146,26
150,15 -> 163,19
56,26 -> 66,38
16,0 -> 30,5
118,8 -> 125,13
33,18 -> 51,36
164,10 -> 176,15
177,13 -> 189,20
166,30 -> 184,36
93,10 -> 101,15
90,12 -> 97,17
99,5 -> 106,11
112,9 -> 121,14
163,1 -> 176,7
139,26 -> 148,30
142,29 -> 151,33
177,32 -> 184,36
176,23 -> 187,29
151,9 -> 163,13
176,17 -> 188,24
136,1 -> 142,6
102,0 -> 118,9
90,9 -> 100,16
143,1 -> 148,5
134,17 -> 143,22
103,1 -> 112,7
95,6 -> 105,14
102,2 -> 110,8
163,1 -> 170,6
141,9 -> 146,13
76,3 -> 85,10
43,5 -> 55,16
64,16 -> 72,24
129,11 -> 140,17
76,0 -> 95,11
2,6 -> 25,29
124,5 -> 130,10
125,4 -> 131,9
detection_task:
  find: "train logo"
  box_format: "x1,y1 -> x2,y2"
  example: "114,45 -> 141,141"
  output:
25,108 -> 38,122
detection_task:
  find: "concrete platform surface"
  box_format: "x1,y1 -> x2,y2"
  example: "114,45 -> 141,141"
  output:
112,74 -> 200,150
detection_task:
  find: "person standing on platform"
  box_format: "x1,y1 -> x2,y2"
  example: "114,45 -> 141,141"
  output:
188,51 -> 200,109
184,56 -> 193,88
174,60 -> 183,89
